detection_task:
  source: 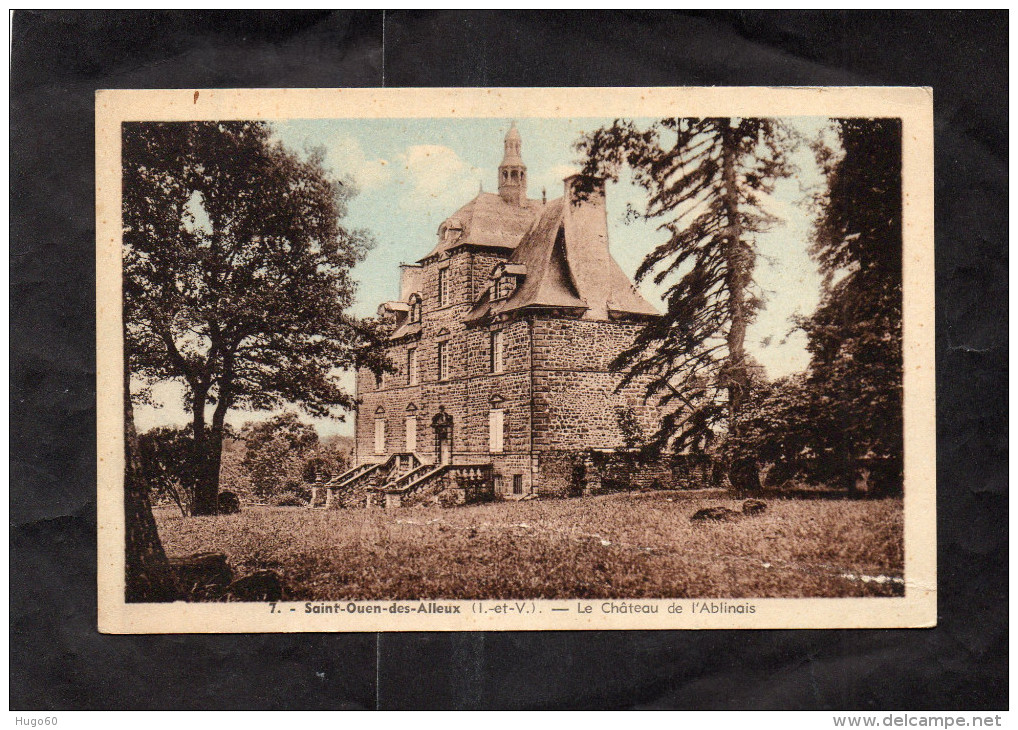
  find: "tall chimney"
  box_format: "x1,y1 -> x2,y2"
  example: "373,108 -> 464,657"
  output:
399,263 -> 422,300
562,174 -> 612,319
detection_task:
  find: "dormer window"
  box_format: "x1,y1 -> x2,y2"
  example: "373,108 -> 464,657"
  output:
490,263 -> 526,301
408,293 -> 422,323
439,218 -> 463,245
495,275 -> 515,300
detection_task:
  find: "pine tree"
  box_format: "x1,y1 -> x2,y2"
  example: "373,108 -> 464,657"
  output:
578,118 -> 793,461
802,118 -> 904,493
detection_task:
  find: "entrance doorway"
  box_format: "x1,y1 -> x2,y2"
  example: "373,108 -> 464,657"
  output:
431,406 -> 453,465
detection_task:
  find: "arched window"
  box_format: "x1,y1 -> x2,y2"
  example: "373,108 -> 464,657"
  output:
408,293 -> 422,323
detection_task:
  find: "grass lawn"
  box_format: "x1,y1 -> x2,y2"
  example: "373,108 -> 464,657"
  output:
154,490 -> 904,600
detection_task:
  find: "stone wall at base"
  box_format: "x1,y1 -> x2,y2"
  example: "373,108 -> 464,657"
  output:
533,451 -> 584,497
489,453 -> 535,498
534,450 -> 719,497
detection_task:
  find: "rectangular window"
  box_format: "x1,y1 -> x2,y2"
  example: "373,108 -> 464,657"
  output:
490,330 -> 504,373
407,347 -> 418,385
512,474 -> 523,495
438,267 -> 449,306
488,408 -> 504,453
405,416 -> 417,453
374,418 -> 386,455
438,341 -> 449,381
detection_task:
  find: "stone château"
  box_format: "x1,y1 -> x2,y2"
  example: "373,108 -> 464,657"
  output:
312,123 -> 678,508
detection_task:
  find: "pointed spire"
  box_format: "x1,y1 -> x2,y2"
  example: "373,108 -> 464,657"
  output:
498,120 -> 527,206
502,120 -> 523,165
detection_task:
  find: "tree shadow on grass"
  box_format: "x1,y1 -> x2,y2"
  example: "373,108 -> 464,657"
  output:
763,487 -> 886,501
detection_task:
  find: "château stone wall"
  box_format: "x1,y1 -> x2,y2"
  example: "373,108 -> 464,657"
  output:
356,248 -> 536,496
355,243 -> 672,499
355,250 -> 671,492
534,450 -> 718,497
530,317 -> 664,452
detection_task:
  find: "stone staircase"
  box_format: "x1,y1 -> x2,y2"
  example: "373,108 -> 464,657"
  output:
370,463 -> 494,508
308,453 -> 424,509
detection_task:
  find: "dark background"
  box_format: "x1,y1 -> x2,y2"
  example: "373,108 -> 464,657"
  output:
11,10 -> 1007,710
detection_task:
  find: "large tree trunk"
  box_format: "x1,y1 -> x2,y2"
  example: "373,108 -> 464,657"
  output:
189,386 -> 219,515
205,378 -> 233,513
192,364 -> 233,516
720,120 -> 748,437
124,342 -> 179,602
720,121 -> 759,494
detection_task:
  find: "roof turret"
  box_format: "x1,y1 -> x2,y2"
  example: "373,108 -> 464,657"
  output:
466,174 -> 659,323
498,121 -> 527,206
502,121 -> 524,165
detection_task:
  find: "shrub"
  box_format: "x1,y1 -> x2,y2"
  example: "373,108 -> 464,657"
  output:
272,491 -> 307,507
218,491 -> 242,514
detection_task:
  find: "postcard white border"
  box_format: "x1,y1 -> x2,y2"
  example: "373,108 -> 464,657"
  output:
96,87 -> 935,633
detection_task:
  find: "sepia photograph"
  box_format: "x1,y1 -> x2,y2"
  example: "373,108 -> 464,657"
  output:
14,9 -> 1005,714
96,87 -> 935,631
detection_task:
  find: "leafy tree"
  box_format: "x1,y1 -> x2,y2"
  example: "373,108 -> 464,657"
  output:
138,426 -> 197,516
218,434 -> 252,501
725,120 -> 904,495
137,424 -> 243,516
577,118 -> 793,456
801,118 -> 904,493
614,406 -> 647,450
240,412 -> 319,501
724,372 -> 821,487
123,121 -> 387,515
301,443 -> 350,484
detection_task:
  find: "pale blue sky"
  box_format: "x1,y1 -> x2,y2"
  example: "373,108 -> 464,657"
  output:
134,116 -> 832,437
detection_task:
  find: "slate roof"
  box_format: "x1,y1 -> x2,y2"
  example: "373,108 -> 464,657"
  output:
466,192 -> 659,323
420,192 -> 544,260
389,321 -> 422,340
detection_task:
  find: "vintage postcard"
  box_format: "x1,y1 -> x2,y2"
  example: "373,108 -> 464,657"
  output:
97,87 -> 935,632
